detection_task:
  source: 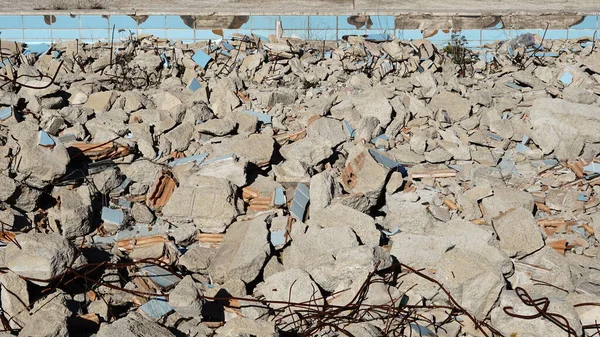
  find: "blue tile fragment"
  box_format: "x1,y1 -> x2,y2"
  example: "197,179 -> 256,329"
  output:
0,107 -> 12,120
168,153 -> 208,167
505,82 -> 525,90
242,110 -> 272,124
160,53 -> 168,68
560,72 -> 573,85
270,229 -> 287,247
577,194 -> 589,202
138,264 -> 181,290
583,162 -> 600,174
290,183 -> 309,221
188,78 -> 201,92
369,149 -> 407,176
192,49 -> 212,69
25,43 -> 50,56
370,134 -> 389,144
101,207 -> 125,226
343,120 -> 355,138
38,131 -> 55,147
139,299 -> 173,319
516,143 -> 530,153
222,42 -> 234,50
487,132 -> 504,141
274,187 -> 286,206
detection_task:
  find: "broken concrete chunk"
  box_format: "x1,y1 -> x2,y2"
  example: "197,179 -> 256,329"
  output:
429,91 -> 471,122
280,137 -> 333,166
162,176 -> 240,233
208,217 -> 270,284
48,186 -> 93,238
167,275 -> 204,318
82,91 -> 116,112
196,119 -> 237,136
5,232 -> 78,285
529,98 -> 600,160
492,207 -> 544,259
306,117 -> 348,148
481,187 -> 534,224
226,133 -> 274,166
97,313 -> 176,337
257,268 -> 323,312
309,171 -> 335,212
308,203 -> 380,246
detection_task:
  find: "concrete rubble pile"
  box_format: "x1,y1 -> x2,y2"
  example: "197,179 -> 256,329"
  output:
0,30 -> 599,336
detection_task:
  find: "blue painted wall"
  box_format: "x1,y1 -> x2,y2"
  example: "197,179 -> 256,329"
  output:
0,14 -> 597,44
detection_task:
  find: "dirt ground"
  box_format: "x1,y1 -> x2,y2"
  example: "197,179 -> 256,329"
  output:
2,0 -> 600,14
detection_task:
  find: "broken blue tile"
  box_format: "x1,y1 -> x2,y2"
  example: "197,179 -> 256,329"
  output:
52,50 -> 61,59
88,159 -> 116,175
141,299 -> 174,317
242,109 -> 272,124
38,131 -> 55,147
583,162 -> 600,174
369,149 -> 408,177
188,78 -> 201,92
343,120 -> 356,138
101,207 -> 125,226
447,164 -> 462,172
487,132 -> 504,141
270,229 -> 287,247
498,158 -> 518,175
290,183 -> 310,222
117,198 -> 133,209
168,153 -> 208,167
382,228 -> 400,236
139,299 -> 173,319
138,264 -> 181,290
516,143 -> 530,153
111,177 -> 132,196
222,42 -> 234,50
577,194 -> 589,202
160,53 -> 168,68
370,134 -> 389,144
410,323 -> 435,336
24,43 -> 50,57
0,59 -> 12,68
192,49 -> 212,69
0,107 -> 12,121
201,154 -> 235,166
505,82 -> 525,90
274,187 -> 286,206
560,72 -> 573,85
508,46 -> 514,58
522,135 -> 530,144
479,53 -> 495,63
115,224 -> 163,241
324,50 -> 332,59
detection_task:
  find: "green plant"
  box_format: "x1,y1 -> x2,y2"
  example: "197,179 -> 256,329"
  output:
443,32 -> 474,77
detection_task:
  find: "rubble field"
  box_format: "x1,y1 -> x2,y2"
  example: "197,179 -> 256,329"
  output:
0,31 -> 600,337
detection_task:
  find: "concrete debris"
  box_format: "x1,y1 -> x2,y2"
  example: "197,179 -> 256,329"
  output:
168,275 -> 205,318
5,232 -> 79,285
0,31 -> 598,336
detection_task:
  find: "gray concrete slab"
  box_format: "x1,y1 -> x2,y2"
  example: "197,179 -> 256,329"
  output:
2,0 -> 599,15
